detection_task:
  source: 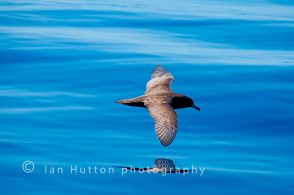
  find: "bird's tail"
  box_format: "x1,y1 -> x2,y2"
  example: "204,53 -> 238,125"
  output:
115,96 -> 146,108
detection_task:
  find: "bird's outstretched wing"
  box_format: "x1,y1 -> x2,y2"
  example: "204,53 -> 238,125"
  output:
145,65 -> 174,94
146,102 -> 178,146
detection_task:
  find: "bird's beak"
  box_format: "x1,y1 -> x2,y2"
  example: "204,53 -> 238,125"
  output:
192,105 -> 200,111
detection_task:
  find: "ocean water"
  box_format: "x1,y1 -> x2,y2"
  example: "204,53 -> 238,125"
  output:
0,0 -> 294,194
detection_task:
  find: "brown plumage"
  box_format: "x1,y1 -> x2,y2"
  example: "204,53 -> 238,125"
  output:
116,65 -> 200,146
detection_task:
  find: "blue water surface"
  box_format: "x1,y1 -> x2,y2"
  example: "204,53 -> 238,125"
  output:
0,1 -> 294,194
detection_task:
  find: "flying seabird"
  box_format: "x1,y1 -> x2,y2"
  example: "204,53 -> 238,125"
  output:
116,65 -> 200,146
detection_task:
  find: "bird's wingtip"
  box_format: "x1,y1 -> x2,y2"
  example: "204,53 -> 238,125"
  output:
160,141 -> 172,147
155,64 -> 164,70
151,64 -> 171,79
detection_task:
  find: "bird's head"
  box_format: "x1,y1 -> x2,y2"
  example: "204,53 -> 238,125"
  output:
187,97 -> 200,111
176,96 -> 200,111
171,95 -> 200,111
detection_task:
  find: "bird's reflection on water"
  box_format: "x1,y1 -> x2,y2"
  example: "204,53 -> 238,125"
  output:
119,158 -> 198,175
